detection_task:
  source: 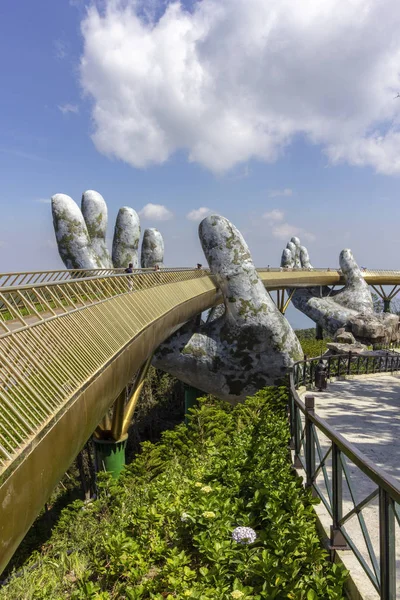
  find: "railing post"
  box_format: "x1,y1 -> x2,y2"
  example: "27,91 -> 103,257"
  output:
336,356 -> 341,377
302,356 -> 307,386
330,443 -> 348,549
379,488 -> 396,600
305,395 -> 315,488
347,351 -> 352,375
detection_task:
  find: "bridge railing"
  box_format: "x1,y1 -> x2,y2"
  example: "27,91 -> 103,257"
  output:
1,266 -> 400,291
0,267 -> 203,289
289,352 -> 400,598
0,268 -> 217,472
0,268 -> 213,336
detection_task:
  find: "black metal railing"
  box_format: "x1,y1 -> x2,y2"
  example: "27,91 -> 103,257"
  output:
289,352 -> 400,599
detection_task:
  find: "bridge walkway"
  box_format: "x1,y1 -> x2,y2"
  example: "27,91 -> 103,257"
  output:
301,375 -> 400,598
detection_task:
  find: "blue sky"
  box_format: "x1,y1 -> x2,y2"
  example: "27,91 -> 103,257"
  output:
1,0 -> 400,327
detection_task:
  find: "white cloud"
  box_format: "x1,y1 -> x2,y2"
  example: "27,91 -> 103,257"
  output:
58,103 -> 79,115
272,222 -> 315,242
262,209 -> 284,223
262,209 -> 315,241
187,207 -> 213,221
268,188 -> 293,198
79,0 -> 400,174
271,223 -> 300,240
139,203 -> 173,220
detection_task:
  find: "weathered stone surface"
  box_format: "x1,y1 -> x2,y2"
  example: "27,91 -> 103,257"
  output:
51,193 -> 103,269
112,207 -> 140,268
141,228 -> 164,268
52,190 -> 158,271
348,312 -> 400,344
153,215 -> 303,402
81,190 -> 113,268
326,342 -> 369,355
334,330 -> 356,344
281,238 -> 398,345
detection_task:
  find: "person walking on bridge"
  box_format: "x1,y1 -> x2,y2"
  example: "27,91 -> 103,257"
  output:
125,262 -> 133,291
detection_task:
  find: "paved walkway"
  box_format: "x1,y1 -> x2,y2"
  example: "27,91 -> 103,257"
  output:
300,374 -> 400,599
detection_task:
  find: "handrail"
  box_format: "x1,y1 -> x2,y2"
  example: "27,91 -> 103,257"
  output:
0,267 -> 202,289
289,352 -> 400,597
0,269 -> 212,335
1,266 -> 400,290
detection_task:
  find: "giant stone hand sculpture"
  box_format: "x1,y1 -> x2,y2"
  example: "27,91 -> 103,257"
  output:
281,237 -> 400,345
51,194 -> 303,402
153,215 -> 303,402
51,190 -> 164,270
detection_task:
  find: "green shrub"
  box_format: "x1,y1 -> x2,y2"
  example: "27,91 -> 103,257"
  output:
295,329 -> 331,357
1,388 -> 347,599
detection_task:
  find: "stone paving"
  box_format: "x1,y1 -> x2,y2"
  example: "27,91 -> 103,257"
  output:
299,374 -> 400,599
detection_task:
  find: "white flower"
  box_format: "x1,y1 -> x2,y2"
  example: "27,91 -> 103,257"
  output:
232,526 -> 256,545
181,512 -> 190,522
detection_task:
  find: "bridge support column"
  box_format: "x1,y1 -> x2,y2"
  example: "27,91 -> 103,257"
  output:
316,323 -> 323,340
184,385 -> 203,423
93,434 -> 128,479
371,284 -> 400,314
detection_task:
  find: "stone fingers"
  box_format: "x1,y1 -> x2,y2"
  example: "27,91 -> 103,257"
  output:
300,246 -> 312,269
51,193 -> 103,269
199,214 -> 278,325
141,228 -> 164,268
112,207 -> 141,269
281,248 -> 294,269
81,190 -> 113,268
281,237 -> 312,269
199,214 -> 302,354
333,249 -> 373,313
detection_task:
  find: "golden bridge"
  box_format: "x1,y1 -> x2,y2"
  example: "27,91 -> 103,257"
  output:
0,267 -> 399,573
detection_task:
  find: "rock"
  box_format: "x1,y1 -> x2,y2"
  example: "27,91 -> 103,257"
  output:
334,330 -> 356,344
348,312 -> 400,345
326,342 -> 369,355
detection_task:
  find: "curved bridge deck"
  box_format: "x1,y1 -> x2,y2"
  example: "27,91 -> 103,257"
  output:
0,267 -> 400,573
